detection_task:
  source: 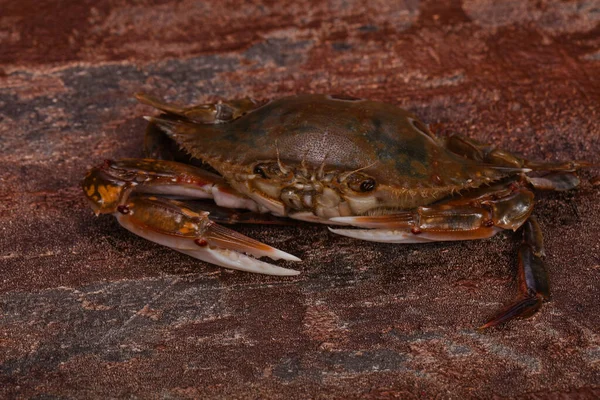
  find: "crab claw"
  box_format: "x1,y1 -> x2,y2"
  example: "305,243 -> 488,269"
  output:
115,196 -> 301,276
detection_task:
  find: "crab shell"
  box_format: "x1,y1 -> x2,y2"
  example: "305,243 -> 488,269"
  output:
150,94 -> 515,220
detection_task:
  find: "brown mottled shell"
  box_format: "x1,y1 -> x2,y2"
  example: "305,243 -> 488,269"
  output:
155,94 -> 511,202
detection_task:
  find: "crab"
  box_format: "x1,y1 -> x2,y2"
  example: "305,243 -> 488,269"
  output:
82,93 -> 591,329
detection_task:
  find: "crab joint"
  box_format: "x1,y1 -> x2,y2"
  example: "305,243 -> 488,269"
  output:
81,166 -> 134,215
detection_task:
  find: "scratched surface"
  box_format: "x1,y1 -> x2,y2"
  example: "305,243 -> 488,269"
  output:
1,0 -> 600,398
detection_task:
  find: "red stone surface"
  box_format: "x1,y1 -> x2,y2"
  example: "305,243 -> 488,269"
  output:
1,0 -> 599,398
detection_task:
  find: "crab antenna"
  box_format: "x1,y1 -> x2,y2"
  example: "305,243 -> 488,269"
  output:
275,140 -> 290,175
338,161 -> 379,182
316,152 -> 330,180
300,150 -> 310,176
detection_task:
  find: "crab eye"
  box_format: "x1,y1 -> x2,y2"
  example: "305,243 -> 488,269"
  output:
253,164 -> 268,179
346,173 -> 377,192
360,178 -> 376,192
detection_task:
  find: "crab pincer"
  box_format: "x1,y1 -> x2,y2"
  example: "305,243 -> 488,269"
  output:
82,158 -> 300,276
116,196 -> 300,275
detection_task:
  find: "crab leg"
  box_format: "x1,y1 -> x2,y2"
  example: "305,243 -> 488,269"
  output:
329,186 -> 534,243
444,133 -> 592,171
444,133 -> 593,192
526,172 -> 581,191
82,159 -> 259,214
479,216 -> 550,329
184,201 -> 295,225
445,133 -> 597,193
135,93 -> 261,124
138,93 -> 265,162
329,208 -> 502,243
116,196 -> 300,275
330,185 -> 556,328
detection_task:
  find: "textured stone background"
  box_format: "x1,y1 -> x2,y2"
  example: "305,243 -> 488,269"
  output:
1,0 -> 600,398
